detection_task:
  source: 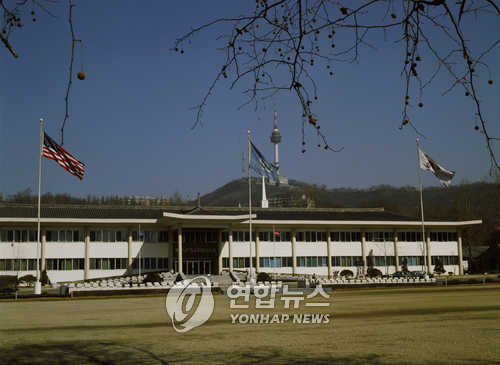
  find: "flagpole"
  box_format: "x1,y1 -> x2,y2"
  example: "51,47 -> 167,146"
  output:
138,223 -> 141,278
416,138 -> 427,273
35,118 -> 43,295
248,130 -> 254,285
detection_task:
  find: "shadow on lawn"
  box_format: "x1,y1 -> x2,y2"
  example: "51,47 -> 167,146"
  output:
1,341 -> 499,365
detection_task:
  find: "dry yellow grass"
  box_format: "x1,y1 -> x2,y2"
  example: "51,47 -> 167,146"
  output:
1,284 -> 500,364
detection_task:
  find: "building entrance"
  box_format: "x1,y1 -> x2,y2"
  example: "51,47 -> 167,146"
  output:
174,260 -> 212,275
173,229 -> 220,275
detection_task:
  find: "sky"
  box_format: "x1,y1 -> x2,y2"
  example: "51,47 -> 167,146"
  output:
1,1 -> 499,200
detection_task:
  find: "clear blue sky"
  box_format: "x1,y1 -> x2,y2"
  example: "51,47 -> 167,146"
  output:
1,1 -> 499,200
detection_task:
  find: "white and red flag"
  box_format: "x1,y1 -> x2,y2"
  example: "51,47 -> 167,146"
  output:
418,148 -> 454,187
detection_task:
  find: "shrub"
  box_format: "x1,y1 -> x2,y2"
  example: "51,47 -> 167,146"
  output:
367,268 -> 382,278
367,250 -> 375,271
340,269 -> 354,277
18,274 -> 37,283
257,272 -> 271,282
41,270 -> 50,285
433,258 -> 445,274
401,258 -> 409,273
144,272 -> 162,283
0,275 -> 17,292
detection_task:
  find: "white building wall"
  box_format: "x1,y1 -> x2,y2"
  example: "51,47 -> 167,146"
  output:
295,242 -> 327,256
430,242 -> 457,256
48,270 -> 85,283
46,242 -> 85,258
89,242 -> 128,258
0,242 -> 38,258
331,242 -> 362,256
232,242 -> 251,257
259,267 -> 293,274
259,241 -> 292,257
296,267 -> 329,276
221,241 -> 228,256
365,242 -> 395,256
397,242 -> 426,256
137,242 -> 169,257
87,269 -> 128,280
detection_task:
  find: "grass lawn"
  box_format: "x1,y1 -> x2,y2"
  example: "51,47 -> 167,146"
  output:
1,284 -> 499,364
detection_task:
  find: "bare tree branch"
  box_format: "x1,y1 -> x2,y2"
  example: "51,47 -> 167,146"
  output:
175,0 -> 499,172
0,31 -> 17,57
60,0 -> 81,145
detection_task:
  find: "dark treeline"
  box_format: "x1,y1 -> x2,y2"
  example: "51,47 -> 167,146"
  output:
199,178 -> 500,246
0,188 -> 188,207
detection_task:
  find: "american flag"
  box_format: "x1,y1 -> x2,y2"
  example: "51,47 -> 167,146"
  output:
42,133 -> 85,179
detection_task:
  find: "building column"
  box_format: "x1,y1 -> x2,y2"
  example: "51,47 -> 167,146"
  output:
84,229 -> 90,280
228,227 -> 233,272
217,230 -> 224,274
361,231 -> 367,275
255,230 -> 260,273
426,231 -> 432,274
291,230 -> 297,275
457,230 -> 464,275
326,231 -> 332,279
127,229 -> 133,269
168,229 -> 174,271
393,230 -> 399,272
41,230 -> 46,272
177,225 -> 183,274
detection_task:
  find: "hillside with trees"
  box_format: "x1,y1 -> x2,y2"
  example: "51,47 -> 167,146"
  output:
197,178 -> 499,246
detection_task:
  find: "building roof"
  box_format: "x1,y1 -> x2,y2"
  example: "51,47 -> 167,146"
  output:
0,203 -> 482,227
0,204 -> 165,219
0,203 -> 409,220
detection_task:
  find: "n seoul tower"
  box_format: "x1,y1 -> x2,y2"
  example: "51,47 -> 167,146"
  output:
270,111 -> 288,185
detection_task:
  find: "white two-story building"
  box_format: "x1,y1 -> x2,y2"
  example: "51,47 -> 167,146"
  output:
0,203 -> 481,283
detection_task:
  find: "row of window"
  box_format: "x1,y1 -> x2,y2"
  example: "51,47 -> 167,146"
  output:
46,230 -> 84,242
223,257 -> 293,268
130,257 -> 169,270
222,255 -> 459,268
0,259 -> 38,271
89,257 -> 169,270
429,232 -> 458,242
0,230 -> 171,243
0,229 -> 460,243
297,256 -> 329,267
0,230 -> 39,242
399,256 -> 425,266
222,231 -> 459,243
180,231 -> 218,243
431,256 -> 459,265
223,231 -> 293,242
46,258 -> 85,270
0,255 -> 460,271
0,257 -> 171,271
92,230 -> 170,243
